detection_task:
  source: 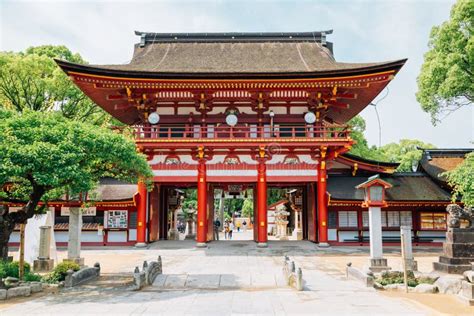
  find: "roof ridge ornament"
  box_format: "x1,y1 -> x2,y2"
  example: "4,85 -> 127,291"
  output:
134,30 -> 334,45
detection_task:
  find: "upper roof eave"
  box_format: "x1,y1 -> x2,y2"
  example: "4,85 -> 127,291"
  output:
55,58 -> 407,80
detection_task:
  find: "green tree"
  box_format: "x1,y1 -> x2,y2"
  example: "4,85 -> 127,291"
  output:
268,188 -> 285,205
416,0 -> 473,124
0,109 -> 152,260
0,45 -> 110,125
348,116 -> 387,161
445,152 -> 474,207
182,189 -> 197,211
379,139 -> 436,172
241,199 -> 254,218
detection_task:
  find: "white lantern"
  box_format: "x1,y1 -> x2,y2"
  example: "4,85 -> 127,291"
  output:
304,112 -> 316,124
226,113 -> 238,126
148,112 -> 160,125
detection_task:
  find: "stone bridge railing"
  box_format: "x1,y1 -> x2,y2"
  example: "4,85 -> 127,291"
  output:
283,256 -> 304,291
132,256 -> 163,291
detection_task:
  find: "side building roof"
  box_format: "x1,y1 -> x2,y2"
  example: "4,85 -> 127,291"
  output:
418,148 -> 473,188
328,173 -> 452,202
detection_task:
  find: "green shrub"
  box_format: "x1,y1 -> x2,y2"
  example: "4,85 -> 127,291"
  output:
377,270 -> 419,287
0,261 -> 31,279
23,273 -> 42,282
0,262 -> 6,279
42,261 -> 81,283
41,272 -> 61,284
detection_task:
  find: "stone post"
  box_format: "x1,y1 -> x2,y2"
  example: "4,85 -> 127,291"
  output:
168,208 -> 180,240
400,226 -> 417,271
65,207 -> 84,266
33,226 -> 54,272
292,209 -> 303,240
368,206 -> 390,272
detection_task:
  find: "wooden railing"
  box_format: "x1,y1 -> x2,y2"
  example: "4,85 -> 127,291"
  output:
133,124 -> 351,140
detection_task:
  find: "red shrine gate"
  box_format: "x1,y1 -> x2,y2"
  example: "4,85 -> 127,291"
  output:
56,31 -> 406,247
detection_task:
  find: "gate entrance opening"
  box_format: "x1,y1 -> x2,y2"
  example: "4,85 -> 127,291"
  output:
211,185 -> 255,241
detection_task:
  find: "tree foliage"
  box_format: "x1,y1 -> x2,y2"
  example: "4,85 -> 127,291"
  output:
0,109 -> 152,259
445,152 -> 474,207
347,116 -> 436,171
241,198 -> 254,218
416,0 -> 473,124
379,139 -> 436,172
0,45 -> 110,125
348,116 -> 387,161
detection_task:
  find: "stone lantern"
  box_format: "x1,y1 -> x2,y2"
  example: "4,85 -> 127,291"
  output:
356,174 -> 392,272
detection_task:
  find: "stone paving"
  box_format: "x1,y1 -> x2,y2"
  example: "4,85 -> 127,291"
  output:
1,241 -> 447,315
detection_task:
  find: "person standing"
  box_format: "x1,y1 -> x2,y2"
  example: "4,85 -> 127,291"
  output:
229,221 -> 234,240
213,218 -> 221,241
242,220 -> 247,232
224,221 -> 229,240
236,221 -> 241,232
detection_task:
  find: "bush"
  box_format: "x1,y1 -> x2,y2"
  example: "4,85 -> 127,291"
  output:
0,261 -> 31,279
378,270 -> 419,287
42,261 -> 81,283
23,273 -> 42,282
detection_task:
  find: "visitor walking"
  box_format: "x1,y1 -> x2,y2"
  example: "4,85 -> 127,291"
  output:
228,222 -> 234,239
224,221 -> 229,240
236,221 -> 241,232
242,220 -> 247,232
213,218 -> 221,241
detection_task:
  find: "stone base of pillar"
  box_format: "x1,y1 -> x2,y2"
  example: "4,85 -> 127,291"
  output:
292,229 -> 303,240
318,242 -> 330,248
257,242 -> 268,248
405,259 -> 418,271
458,280 -> 474,306
168,228 -> 180,241
196,242 -> 207,248
433,228 -> 474,274
63,257 -> 85,267
369,258 -> 391,273
33,258 -> 54,272
135,242 -> 147,248
185,234 -> 196,240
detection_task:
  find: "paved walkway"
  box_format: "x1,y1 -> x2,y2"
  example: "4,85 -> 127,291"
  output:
1,241 -> 441,315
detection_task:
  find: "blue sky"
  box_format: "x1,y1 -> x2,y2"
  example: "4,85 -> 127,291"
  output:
1,0 -> 473,148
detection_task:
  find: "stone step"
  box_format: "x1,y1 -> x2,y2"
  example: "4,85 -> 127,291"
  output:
148,273 -> 287,290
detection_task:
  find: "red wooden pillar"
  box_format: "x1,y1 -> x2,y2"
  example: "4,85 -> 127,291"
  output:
257,155 -> 268,247
136,181 -> 147,247
317,159 -> 329,247
196,157 -> 208,247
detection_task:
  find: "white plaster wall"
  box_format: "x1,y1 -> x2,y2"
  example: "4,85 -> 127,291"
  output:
10,232 -> 20,243
107,231 -> 128,242
207,170 -> 257,176
81,231 -> 103,242
129,229 -> 137,241
328,229 -> 338,241
55,231 -> 69,243
338,231 -> 358,242
267,170 -> 317,176
153,170 -> 198,177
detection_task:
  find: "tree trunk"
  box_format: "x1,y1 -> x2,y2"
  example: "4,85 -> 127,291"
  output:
0,216 -> 15,261
0,184 -> 45,262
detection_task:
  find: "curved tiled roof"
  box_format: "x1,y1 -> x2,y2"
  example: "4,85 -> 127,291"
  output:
94,42 -> 390,74
328,173 -> 452,201
419,148 -> 473,186
59,31 -> 405,77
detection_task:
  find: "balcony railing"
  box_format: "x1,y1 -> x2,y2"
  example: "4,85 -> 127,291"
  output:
133,124 -> 351,141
